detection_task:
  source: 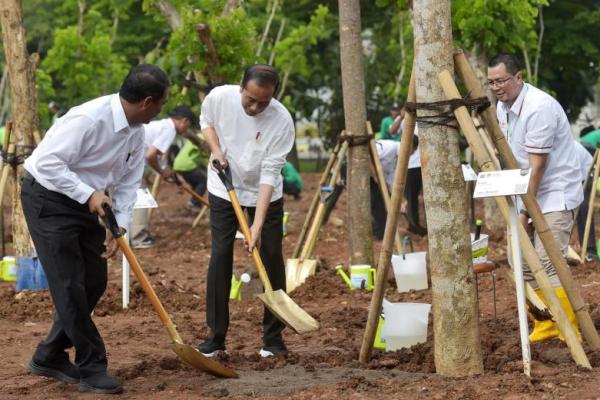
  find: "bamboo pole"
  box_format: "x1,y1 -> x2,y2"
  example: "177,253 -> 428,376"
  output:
305,141 -> 349,260
0,122 -> 14,211
454,48 -> 600,351
359,69 -> 416,364
367,122 -> 404,253
439,69 -> 590,369
291,138 -> 343,259
580,153 -> 600,259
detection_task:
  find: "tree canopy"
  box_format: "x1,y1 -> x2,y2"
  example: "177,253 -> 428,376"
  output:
0,0 -> 598,134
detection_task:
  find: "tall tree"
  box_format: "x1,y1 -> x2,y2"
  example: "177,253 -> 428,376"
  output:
338,0 -> 373,266
0,0 -> 37,259
412,0 -> 483,376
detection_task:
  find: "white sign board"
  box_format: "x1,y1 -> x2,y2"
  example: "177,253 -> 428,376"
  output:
473,169 -> 531,198
133,188 -> 158,209
462,164 -> 478,181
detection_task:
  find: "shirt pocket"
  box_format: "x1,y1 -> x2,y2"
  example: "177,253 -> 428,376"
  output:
237,141 -> 266,187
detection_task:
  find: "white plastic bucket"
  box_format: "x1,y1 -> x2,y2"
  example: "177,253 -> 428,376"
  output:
391,252 -> 428,293
382,300 -> 431,351
471,233 -> 489,263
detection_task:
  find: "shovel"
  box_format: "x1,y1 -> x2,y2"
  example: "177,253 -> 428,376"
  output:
101,203 -> 237,378
174,173 -> 210,208
212,161 -> 319,334
286,141 -> 349,292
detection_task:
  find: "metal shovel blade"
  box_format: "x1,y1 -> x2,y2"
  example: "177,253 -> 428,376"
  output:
295,259 -> 317,287
257,289 -> 319,334
171,342 -> 238,378
285,258 -> 300,293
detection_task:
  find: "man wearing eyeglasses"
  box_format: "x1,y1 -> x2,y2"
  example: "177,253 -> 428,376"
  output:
488,53 -> 582,343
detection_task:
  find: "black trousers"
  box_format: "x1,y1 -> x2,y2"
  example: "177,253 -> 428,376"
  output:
21,174 -> 108,377
405,167 -> 423,228
206,193 -> 285,347
180,168 -> 207,197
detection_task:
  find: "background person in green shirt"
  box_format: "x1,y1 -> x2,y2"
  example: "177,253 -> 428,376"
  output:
580,125 -> 600,148
376,102 -> 402,141
281,161 -> 303,200
173,132 -> 210,209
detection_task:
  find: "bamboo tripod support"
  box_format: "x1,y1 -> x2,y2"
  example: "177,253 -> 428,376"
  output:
367,121 -> 404,254
291,138 -> 344,259
359,70 -> 416,364
439,69 -> 590,369
573,148 -> 598,231
454,48 -> 600,352
580,152 -> 600,259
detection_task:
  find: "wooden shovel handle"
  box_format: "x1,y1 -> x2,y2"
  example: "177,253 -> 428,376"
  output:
101,203 -> 182,343
213,160 -> 273,291
180,183 -> 210,207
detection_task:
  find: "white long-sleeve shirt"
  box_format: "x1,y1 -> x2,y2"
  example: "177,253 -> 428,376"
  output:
200,85 -> 295,206
24,94 -> 145,228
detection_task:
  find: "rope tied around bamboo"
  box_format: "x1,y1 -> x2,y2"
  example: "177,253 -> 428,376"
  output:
1,144 -> 34,167
336,133 -> 374,147
404,96 -> 490,129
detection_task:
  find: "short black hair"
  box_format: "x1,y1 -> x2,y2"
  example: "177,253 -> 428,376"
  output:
169,105 -> 197,127
241,64 -> 280,92
119,64 -> 170,103
489,54 -> 521,75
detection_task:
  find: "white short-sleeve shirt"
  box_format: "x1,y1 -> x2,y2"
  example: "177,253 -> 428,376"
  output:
375,140 -> 399,187
496,83 -> 583,213
143,118 -> 176,154
574,141 -> 593,182
200,85 -> 295,206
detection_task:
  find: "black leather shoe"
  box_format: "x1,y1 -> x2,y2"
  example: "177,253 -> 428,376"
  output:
28,358 -> 80,384
79,373 -> 123,394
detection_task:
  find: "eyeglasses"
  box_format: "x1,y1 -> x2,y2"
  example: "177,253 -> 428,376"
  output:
487,75 -> 514,88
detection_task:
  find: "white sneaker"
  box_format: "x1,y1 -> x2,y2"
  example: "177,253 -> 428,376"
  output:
235,231 -> 244,240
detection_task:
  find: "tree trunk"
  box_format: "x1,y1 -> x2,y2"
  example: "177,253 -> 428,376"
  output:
412,0 -> 483,376
156,0 -> 181,29
338,0 -> 373,266
0,0 -> 38,258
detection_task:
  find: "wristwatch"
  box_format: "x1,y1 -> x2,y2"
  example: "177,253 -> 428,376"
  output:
519,209 -> 530,218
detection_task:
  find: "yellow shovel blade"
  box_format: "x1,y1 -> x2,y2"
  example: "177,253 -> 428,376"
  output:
296,259 -> 317,286
257,289 -> 319,334
171,342 -> 238,378
566,245 -> 582,266
286,258 -> 301,293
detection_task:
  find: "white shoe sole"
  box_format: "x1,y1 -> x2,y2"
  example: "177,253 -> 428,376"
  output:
259,349 -> 274,358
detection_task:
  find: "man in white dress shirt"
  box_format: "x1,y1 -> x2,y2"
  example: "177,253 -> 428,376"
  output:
21,64 -> 169,393
198,64 -> 295,358
488,53 -> 582,342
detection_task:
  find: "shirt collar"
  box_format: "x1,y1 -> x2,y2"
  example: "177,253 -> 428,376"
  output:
111,94 -> 130,134
508,83 -> 528,116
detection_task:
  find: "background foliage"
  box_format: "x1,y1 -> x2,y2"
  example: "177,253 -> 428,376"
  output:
1,0 -> 599,138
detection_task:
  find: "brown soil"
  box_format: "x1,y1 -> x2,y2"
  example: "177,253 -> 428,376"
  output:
2,173 -> 600,399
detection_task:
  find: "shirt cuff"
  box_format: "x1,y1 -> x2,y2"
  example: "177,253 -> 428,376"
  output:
259,173 -> 278,187
71,182 -> 96,205
525,144 -> 552,154
114,211 -> 131,230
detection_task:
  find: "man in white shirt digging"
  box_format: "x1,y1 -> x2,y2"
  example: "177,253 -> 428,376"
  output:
198,64 -> 295,358
22,64 -> 169,394
130,105 -> 197,249
488,53 -> 582,343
